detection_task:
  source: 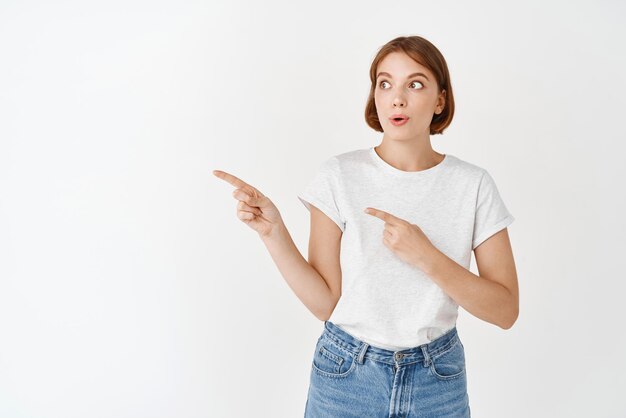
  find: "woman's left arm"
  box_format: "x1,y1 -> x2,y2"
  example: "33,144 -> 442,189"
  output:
363,207 -> 518,329
422,228 -> 519,329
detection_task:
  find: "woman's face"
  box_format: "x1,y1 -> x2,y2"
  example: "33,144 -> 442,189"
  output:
374,51 -> 446,137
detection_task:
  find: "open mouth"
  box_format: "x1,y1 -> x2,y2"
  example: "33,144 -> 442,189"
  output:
389,116 -> 409,126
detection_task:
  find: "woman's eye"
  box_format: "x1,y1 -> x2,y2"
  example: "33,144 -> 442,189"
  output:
378,80 -> 423,89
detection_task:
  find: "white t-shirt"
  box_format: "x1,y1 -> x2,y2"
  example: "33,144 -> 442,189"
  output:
297,146 -> 515,350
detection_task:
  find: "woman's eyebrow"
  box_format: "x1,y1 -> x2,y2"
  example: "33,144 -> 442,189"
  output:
376,71 -> 429,81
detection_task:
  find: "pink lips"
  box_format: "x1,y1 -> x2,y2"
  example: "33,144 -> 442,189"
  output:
389,114 -> 409,126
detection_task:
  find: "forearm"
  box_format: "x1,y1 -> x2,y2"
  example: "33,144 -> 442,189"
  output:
421,248 -> 517,329
260,224 -> 335,321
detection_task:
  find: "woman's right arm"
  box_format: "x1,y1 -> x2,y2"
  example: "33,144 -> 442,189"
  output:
262,215 -> 340,321
213,169 -> 339,321
261,212 -> 341,321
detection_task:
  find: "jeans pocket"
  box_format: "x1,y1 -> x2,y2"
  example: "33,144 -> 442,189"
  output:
311,335 -> 357,378
429,338 -> 466,381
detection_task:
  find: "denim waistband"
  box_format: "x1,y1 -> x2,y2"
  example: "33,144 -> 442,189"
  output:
321,320 -> 461,368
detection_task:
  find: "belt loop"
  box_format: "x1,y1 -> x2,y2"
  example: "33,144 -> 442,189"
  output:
357,342 -> 369,364
421,344 -> 431,367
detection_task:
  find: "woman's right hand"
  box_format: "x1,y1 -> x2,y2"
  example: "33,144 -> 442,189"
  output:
213,169 -> 284,239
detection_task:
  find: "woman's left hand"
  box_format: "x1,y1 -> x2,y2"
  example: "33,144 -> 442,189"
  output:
364,207 -> 438,270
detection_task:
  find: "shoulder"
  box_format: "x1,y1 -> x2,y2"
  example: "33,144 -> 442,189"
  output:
322,149 -> 491,181
445,154 -> 484,175
331,148 -> 369,164
321,148 -> 371,173
447,155 -> 511,202
440,153 -> 488,184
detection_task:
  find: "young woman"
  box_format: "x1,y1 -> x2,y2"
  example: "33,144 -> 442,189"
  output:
213,35 -> 518,417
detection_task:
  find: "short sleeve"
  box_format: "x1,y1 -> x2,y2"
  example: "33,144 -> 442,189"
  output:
297,157 -> 346,232
472,169 -> 515,250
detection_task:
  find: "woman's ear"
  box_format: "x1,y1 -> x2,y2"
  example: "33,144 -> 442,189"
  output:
436,89 -> 446,114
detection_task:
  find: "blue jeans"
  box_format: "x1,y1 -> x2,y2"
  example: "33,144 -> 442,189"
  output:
304,321 -> 471,417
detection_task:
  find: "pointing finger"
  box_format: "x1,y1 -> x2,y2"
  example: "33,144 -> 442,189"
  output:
213,169 -> 261,198
364,207 -> 399,225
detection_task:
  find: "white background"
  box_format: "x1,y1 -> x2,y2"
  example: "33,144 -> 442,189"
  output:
1,1 -> 624,417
